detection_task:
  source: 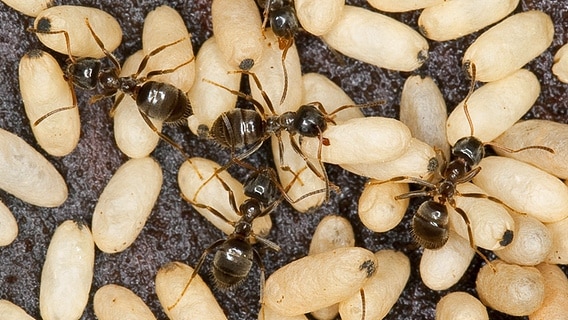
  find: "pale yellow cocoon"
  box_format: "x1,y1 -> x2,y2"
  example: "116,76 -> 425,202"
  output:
0,128 -> 67,207
322,5 -> 428,72
420,231 -> 475,290
358,180 -> 409,233
552,43 -> 568,83
446,69 -> 540,145
473,156 -> 568,223
142,5 -> 195,92
436,292 -> 488,320
545,216 -> 568,264
0,300 -> 35,320
156,262 -> 227,320
419,0 -> 519,41
339,250 -> 410,320
40,221 -> 94,320
258,305 -> 308,320
1,0 -> 52,17
264,247 -> 378,316
463,10 -> 554,82
94,284 -> 156,320
476,260 -> 544,316
529,263 -> 568,320
19,50 -> 80,156
295,0 -> 344,36
367,0 -> 444,12
0,200 -> 17,246
34,5 -> 122,58
92,157 -> 163,253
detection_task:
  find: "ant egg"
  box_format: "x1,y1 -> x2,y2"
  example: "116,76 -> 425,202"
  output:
112,50 -> 161,158
473,156 -> 568,223
367,0 -> 444,12
187,36 -> 241,136
1,0 -> 52,17
294,0 -> 344,36
435,291 -> 488,320
301,117 -> 412,164
493,120 -> 568,179
420,231 -> 475,290
400,75 -> 450,160
0,300 -> 34,320
463,10 -> 554,82
552,44 -> 568,83
0,128 -> 67,207
156,261 -> 227,320
212,0 -> 264,70
446,68 -> 540,145
494,213 -> 552,266
19,49 -> 80,157
178,158 -> 272,237
338,250 -> 410,320
40,220 -> 94,320
530,263 -> 568,319
263,247 -> 378,317
358,180 -> 409,233
0,201 -> 17,247
32,5 -> 122,58
545,216 -> 568,264
448,182 -> 514,251
94,284 -> 156,320
418,0 -> 518,41
341,138 -> 437,181
321,5 -> 429,72
142,5 -> 195,92
476,259 -> 544,316
92,157 -> 162,253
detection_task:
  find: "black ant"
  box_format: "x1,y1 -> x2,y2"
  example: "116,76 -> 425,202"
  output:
28,19 -> 196,160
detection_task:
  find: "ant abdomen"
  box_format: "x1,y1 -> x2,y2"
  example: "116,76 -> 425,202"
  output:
210,109 -> 266,149
135,81 -> 192,123
212,238 -> 254,289
413,200 -> 450,250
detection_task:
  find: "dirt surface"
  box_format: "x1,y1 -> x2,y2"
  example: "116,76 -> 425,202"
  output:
0,0 -> 567,319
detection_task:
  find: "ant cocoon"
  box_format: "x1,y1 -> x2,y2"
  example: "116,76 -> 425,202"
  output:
294,0 -> 344,36
2,0 -> 52,17
367,0 -> 443,13
530,263 -> 568,320
545,215 -> 568,264
435,292 -> 488,320
94,284 -> 156,320
358,180 -> 409,233
0,300 -> 35,319
0,201 -> 17,247
552,43 -> 568,83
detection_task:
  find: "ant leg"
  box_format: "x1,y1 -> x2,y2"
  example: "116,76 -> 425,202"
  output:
105,92 -> 124,117
451,204 -> 495,271
134,38 -> 187,78
84,18 -> 121,71
485,142 -> 554,155
212,168 -> 242,217
457,192 -> 523,217
360,288 -> 366,320
167,239 -> 225,311
144,57 -> 195,80
279,43 -> 290,106
202,78 -> 268,117
181,192 -> 236,228
235,70 -> 276,116
27,28 -> 77,64
34,78 -> 78,126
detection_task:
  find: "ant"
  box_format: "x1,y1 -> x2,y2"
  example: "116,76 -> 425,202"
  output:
371,63 -> 553,264
28,19 -> 195,159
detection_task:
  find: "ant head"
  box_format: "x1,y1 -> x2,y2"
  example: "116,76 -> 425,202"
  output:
293,104 -> 327,137
451,136 -> 485,168
212,238 -> 254,290
412,201 -> 449,250
66,58 -> 102,90
270,6 -> 299,49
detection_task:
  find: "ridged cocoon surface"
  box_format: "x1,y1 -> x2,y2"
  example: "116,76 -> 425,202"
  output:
187,36 -> 241,135
435,292 -> 488,320
339,250 -> 410,320
494,213 -> 552,266
418,0 -> 519,41
322,5 -> 428,72
1,0 -> 52,16
113,50 -> 162,158
341,138 -> 436,181
0,128 -> 67,207
178,158 -> 272,237
264,247 -> 378,316
545,216 -> 568,264
473,156 -> 568,223
301,117 -> 411,164
493,120 -> 568,179
19,50 -> 80,156
448,182 -> 514,251
33,5 -> 122,58
367,0 -> 444,12
156,261 -> 227,320
476,260 -> 544,316
92,157 -> 163,253
0,300 -> 34,320
295,0 -> 344,36
530,263 -> 568,320
142,5 -> 195,92
0,200 -> 17,246
552,43 -> 568,83
211,0 -> 264,69
400,75 -> 449,160
446,69 -> 540,146
40,220 -> 94,320
94,284 -> 156,320
258,305 -> 308,320
463,10 -> 554,82
420,231 -> 475,290
358,180 -> 409,233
